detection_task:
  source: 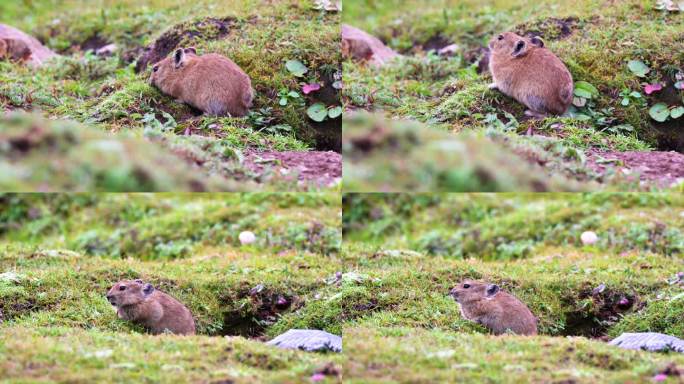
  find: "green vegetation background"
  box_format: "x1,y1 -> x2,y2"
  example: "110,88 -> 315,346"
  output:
0,0 -> 341,191
343,193 -> 684,382
0,193 -> 343,382
342,0 -> 684,192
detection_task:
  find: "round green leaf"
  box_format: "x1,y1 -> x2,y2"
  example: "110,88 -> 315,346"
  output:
279,97 -> 288,106
627,60 -> 650,77
328,106 -> 342,119
285,60 -> 308,77
574,88 -> 593,99
671,106 -> 684,119
621,98 -> 630,106
307,103 -> 328,122
574,81 -> 599,98
649,103 -> 670,122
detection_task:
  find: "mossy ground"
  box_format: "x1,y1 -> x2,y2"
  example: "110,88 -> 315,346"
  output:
0,0 -> 341,190
342,193 -> 684,382
0,193 -> 343,382
343,0 -> 684,190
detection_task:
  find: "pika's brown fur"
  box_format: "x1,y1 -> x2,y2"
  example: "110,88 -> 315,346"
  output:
106,279 -> 196,335
450,280 -> 537,336
488,32 -> 573,117
149,47 -> 253,117
0,38 -> 32,62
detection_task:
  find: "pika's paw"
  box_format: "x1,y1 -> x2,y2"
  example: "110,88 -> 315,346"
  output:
488,83 -> 498,90
524,110 -> 547,119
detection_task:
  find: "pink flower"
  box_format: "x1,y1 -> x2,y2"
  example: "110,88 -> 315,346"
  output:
644,83 -> 663,95
303,83 -> 321,95
653,373 -> 668,382
311,373 -> 326,382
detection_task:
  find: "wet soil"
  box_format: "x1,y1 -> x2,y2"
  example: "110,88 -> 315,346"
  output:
244,150 -> 342,187
586,149 -> 684,187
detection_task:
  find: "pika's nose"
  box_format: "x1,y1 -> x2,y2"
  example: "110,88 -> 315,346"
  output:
106,295 -> 115,304
449,287 -> 458,297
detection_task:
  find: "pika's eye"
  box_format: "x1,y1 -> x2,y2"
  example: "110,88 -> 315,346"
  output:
463,283 -> 471,289
119,285 -> 126,291
153,65 -> 159,72
497,34 -> 504,41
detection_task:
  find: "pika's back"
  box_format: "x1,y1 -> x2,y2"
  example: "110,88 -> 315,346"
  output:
149,48 -> 253,117
450,280 -> 537,335
107,279 -> 196,335
488,32 -> 573,115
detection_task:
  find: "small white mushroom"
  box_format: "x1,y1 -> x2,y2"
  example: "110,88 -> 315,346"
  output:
580,231 -> 598,245
239,231 -> 256,245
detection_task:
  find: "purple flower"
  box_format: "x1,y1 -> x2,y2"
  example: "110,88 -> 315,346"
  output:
644,83 -> 663,95
303,83 -> 322,95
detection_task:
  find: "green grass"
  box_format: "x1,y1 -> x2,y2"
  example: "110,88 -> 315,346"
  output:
344,326 -> 684,383
341,113 -> 642,192
342,0 -> 684,190
342,193 -> 684,382
0,193 -> 343,382
0,0 -> 340,190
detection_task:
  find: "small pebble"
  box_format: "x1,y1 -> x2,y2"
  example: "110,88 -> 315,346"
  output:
239,231 -> 256,245
581,231 -> 598,245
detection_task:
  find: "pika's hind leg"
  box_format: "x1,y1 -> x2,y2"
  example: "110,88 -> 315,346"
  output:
523,95 -> 550,119
524,110 -> 547,119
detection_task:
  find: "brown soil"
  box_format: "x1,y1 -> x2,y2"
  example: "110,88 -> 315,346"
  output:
244,150 -> 341,187
586,150 -> 684,187
133,17 -> 235,72
516,17 -> 580,40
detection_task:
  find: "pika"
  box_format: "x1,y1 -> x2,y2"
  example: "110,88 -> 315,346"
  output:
106,279 -> 196,335
450,280 -> 537,335
0,38 -> 32,62
149,47 -> 254,117
488,32 -> 573,118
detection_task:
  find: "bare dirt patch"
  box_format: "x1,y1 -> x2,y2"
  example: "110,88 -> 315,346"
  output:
587,150 -> 684,187
133,17 -> 236,72
244,150 -> 341,187
516,17 -> 580,41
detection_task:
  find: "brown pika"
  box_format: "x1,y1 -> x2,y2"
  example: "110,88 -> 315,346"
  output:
149,47 -> 254,117
106,279 -> 196,335
450,280 -> 537,336
488,32 -> 573,118
0,38 -> 32,62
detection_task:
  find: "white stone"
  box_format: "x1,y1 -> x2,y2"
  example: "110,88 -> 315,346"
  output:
580,231 -> 598,245
238,231 -> 256,245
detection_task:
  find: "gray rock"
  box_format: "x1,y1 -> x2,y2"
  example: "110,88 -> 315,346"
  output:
0,23 -> 58,66
341,24 -> 399,67
610,332 -> 684,353
267,329 -> 342,353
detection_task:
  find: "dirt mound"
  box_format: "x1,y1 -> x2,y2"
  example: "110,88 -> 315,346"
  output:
516,17 -> 579,40
244,150 -> 341,187
0,23 -> 58,66
342,24 -> 399,66
134,17 -> 235,72
587,150 -> 684,187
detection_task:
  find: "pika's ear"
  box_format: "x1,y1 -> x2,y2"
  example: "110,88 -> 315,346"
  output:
486,284 -> 500,297
184,47 -> 197,55
511,40 -> 527,57
530,36 -> 544,48
174,48 -> 186,68
143,283 -> 155,296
